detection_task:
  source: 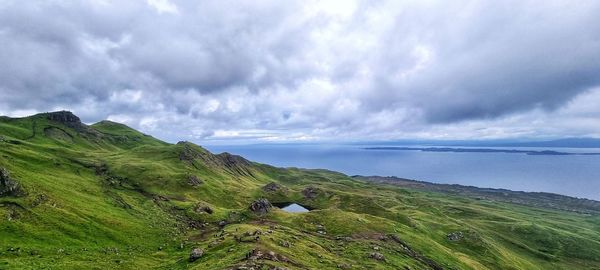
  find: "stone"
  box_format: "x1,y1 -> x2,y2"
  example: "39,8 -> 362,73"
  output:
189,248 -> 204,262
249,198 -> 272,215
194,203 -> 213,214
447,231 -> 464,241
369,252 -> 385,261
188,175 -> 203,187
0,167 -> 24,197
262,182 -> 286,193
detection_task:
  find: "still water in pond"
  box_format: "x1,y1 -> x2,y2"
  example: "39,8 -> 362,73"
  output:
279,203 -> 310,213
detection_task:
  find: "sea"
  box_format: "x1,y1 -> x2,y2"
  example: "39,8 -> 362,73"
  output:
204,144 -> 600,201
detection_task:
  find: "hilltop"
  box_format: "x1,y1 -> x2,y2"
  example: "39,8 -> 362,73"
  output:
1,111 -> 599,269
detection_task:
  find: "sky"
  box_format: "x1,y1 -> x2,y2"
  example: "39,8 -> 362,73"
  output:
1,0 -> 600,144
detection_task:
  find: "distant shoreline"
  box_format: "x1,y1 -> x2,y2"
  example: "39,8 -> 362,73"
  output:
364,146 -> 600,156
355,175 -> 600,214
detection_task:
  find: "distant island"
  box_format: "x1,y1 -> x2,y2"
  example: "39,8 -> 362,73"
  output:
364,146 -> 600,156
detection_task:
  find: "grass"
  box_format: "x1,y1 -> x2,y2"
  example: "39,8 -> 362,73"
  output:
0,111 -> 599,269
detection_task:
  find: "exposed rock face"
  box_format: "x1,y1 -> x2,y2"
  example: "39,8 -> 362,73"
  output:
46,111 -> 82,127
262,182 -> 286,193
44,111 -> 101,139
215,152 -> 253,176
189,248 -> 204,262
302,186 -> 321,199
447,231 -> 464,241
188,175 -> 203,187
249,198 -> 272,215
0,168 -> 24,197
177,142 -> 253,176
178,142 -> 205,162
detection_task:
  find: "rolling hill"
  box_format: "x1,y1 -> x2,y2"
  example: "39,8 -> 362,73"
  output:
0,111 -> 599,269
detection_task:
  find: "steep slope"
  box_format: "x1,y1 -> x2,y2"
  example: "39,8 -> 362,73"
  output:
0,111 -> 599,269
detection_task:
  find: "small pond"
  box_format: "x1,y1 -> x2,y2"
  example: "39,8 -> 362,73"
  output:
273,202 -> 311,213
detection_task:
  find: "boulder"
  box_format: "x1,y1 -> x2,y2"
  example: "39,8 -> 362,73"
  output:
262,182 -> 286,193
189,248 -> 204,262
369,252 -> 385,261
193,203 -> 213,214
0,168 -> 24,197
249,198 -> 272,215
446,231 -> 464,241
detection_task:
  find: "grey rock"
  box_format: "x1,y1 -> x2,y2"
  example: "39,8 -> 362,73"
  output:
249,198 -> 272,215
447,231 -> 464,241
189,248 -> 204,262
0,168 -> 24,197
188,175 -> 203,186
369,252 -> 385,261
262,182 -> 286,193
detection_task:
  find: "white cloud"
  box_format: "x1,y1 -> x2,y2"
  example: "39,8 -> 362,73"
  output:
0,1 -> 600,143
146,0 -> 179,14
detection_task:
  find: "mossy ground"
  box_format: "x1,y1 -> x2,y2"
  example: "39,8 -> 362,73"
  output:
0,112 -> 599,269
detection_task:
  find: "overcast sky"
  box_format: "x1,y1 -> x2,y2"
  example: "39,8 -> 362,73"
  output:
1,0 -> 600,144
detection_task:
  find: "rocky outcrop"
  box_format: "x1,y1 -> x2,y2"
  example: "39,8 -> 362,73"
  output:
193,203 -> 213,214
0,167 -> 24,197
177,142 -> 253,176
302,186 -> 322,199
43,111 -> 101,139
188,175 -> 203,187
189,248 -> 204,262
262,182 -> 287,193
46,111 -> 82,128
245,249 -> 290,263
215,152 -> 253,176
249,198 -> 272,215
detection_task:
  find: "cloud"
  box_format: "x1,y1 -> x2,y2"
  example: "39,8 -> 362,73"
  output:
0,0 -> 599,143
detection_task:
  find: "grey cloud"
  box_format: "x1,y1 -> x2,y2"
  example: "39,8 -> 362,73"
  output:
1,0 -> 600,142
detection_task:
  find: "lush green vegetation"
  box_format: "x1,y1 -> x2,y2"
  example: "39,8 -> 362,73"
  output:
1,111 -> 599,269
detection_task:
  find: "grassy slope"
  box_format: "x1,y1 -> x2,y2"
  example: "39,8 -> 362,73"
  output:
0,112 -> 599,269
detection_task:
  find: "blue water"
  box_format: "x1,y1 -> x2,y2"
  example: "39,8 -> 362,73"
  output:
204,144 -> 600,200
280,203 -> 310,213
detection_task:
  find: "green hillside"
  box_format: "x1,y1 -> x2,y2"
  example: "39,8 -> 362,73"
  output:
0,111 -> 599,269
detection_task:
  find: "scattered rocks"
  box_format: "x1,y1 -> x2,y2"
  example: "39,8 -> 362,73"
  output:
369,252 -> 385,261
262,182 -> 287,193
279,240 -> 291,248
0,167 -> 24,197
32,194 -> 48,207
245,249 -> 289,263
218,220 -> 228,227
188,175 -> 203,187
249,198 -> 272,215
189,248 -> 204,262
447,231 -> 464,241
